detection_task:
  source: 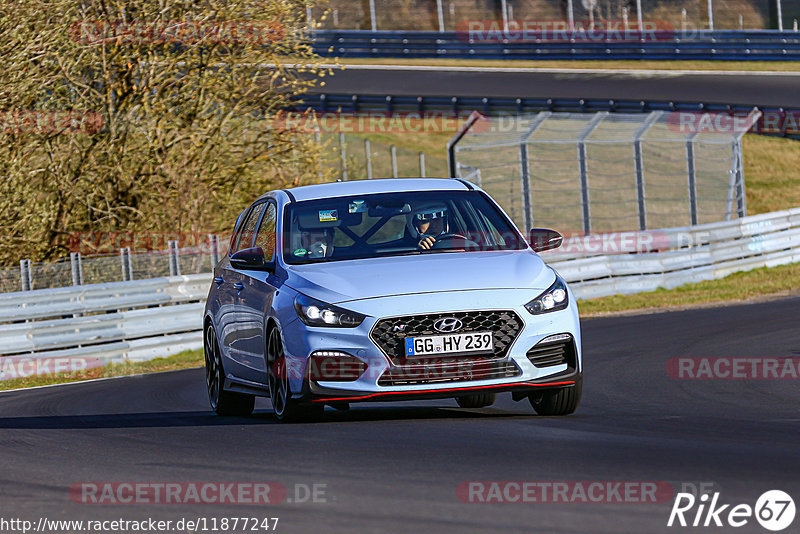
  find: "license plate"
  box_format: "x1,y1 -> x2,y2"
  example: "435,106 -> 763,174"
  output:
404,332 -> 493,357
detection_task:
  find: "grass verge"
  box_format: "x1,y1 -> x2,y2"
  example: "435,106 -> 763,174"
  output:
578,261 -> 800,316
0,349 -> 203,392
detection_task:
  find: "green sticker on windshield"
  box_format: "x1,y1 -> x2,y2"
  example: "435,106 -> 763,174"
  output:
293,248 -> 307,256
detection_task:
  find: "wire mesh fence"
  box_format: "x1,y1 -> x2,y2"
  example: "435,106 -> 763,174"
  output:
311,0 -> 797,32
2,239 -> 224,294
450,110 -> 759,233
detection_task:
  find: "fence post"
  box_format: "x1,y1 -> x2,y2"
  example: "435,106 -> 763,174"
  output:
707,0 -> 714,30
567,0 -> 575,31
365,139 -> 373,179
686,132 -> 699,226
518,144 -> 533,231
391,145 -> 398,178
168,240 -> 181,277
436,0 -> 445,31
576,112 -> 607,234
419,152 -> 426,177
777,0 -> 784,30
20,259 -> 32,291
633,111 -> 661,230
209,234 -> 220,269
339,133 -> 348,181
369,0 -> 377,31
735,140 -> 747,217
636,0 -> 643,33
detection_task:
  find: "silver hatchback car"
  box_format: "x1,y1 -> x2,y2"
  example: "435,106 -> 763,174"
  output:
203,178 -> 581,421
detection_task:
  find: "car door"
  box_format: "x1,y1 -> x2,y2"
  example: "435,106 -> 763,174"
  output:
217,201 -> 266,378
235,200 -> 280,384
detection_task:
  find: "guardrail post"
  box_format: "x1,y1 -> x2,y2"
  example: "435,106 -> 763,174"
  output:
419,152 -> 426,177
120,247 -> 133,281
365,140 -> 373,179
70,252 -> 83,286
686,132 -> 699,226
20,259 -> 32,291
168,240 -> 181,277
339,133 -> 348,181
209,235 -> 220,269
391,145 -> 398,178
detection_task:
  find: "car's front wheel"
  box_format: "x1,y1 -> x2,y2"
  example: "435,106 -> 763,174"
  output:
204,324 -> 255,416
528,381 -> 582,416
266,327 -> 323,423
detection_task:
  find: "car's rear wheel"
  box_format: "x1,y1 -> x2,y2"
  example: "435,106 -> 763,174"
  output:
266,327 -> 323,423
455,392 -> 496,408
204,324 -> 255,416
528,381 -> 582,416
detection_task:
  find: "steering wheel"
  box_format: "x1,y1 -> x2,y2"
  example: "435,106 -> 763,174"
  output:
431,233 -> 481,250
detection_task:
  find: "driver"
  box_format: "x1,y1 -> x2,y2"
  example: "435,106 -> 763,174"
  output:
299,227 -> 335,259
409,204 -> 450,250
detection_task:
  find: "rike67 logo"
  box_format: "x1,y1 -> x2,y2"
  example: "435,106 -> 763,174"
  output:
668,490 -> 795,531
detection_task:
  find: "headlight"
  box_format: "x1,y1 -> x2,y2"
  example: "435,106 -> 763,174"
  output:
524,276 -> 569,314
294,294 -> 366,328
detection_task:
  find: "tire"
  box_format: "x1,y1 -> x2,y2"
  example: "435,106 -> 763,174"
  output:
455,392 -> 497,408
204,324 -> 255,416
528,381 -> 582,416
266,327 -> 324,423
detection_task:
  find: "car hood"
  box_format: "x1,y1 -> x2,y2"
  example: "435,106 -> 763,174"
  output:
284,250 -> 554,304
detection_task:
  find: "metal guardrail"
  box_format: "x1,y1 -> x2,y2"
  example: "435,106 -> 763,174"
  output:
296,94 -> 800,141
1,207 -> 798,372
546,207 -> 800,299
311,30 -> 800,61
0,274 -> 210,376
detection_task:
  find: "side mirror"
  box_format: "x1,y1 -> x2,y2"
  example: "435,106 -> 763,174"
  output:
529,229 -> 563,252
230,247 -> 274,272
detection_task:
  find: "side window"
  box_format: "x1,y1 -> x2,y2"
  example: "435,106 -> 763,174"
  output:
233,203 -> 266,253
253,203 -> 277,260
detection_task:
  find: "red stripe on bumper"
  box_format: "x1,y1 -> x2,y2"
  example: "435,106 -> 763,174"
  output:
312,380 -> 576,403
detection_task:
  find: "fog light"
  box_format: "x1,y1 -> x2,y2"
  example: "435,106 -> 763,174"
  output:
309,351 -> 367,381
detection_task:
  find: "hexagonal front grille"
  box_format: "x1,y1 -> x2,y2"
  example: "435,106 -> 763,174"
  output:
370,310 -> 523,366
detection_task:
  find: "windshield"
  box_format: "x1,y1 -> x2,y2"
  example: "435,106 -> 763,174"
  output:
282,190 -> 527,265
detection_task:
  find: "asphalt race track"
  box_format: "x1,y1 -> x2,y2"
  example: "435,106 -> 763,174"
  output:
313,65 -> 800,108
1,296 -> 798,533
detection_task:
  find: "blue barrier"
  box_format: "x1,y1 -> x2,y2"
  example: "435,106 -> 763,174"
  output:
312,30 -> 800,61
293,93 -> 800,140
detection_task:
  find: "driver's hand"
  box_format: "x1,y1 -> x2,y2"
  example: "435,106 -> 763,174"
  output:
418,236 -> 436,250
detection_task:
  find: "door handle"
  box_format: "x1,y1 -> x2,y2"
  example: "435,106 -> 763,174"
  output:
214,277 -> 224,286
233,282 -> 244,291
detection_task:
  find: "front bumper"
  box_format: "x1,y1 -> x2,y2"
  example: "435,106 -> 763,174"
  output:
309,367 -> 582,404
279,288 -> 582,402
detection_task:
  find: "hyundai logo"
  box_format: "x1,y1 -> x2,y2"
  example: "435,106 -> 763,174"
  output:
433,317 -> 463,333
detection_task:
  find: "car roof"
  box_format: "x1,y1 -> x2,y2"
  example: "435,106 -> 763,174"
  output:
279,178 -> 472,202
